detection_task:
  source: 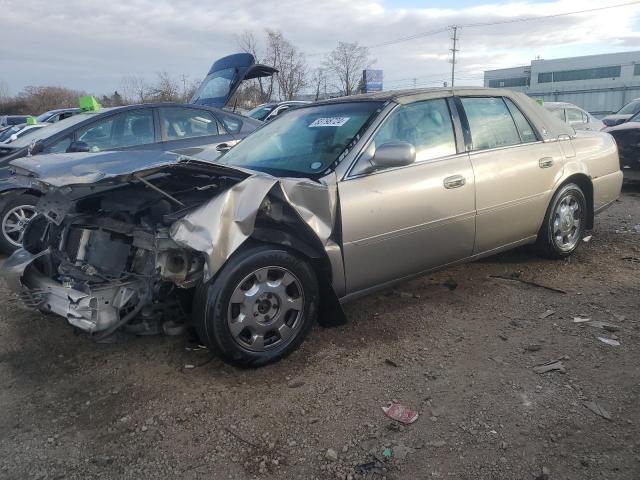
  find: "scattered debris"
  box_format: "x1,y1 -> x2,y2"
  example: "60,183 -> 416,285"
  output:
223,427 -> 261,449
573,316 -> 591,323
394,290 -> 421,299
582,235 -> 592,243
583,401 -> 612,420
382,403 -> 419,424
490,273 -> 567,294
287,379 -> 305,388
183,364 -> 196,370
382,447 -> 393,459
533,356 -> 568,374
393,444 -> 416,461
426,440 -> 446,448
585,320 -> 621,332
356,461 -> 383,475
524,344 -> 542,352
539,309 -> 555,319
325,448 -> 338,461
621,256 -> 640,263
597,337 -> 620,346
384,359 -> 400,368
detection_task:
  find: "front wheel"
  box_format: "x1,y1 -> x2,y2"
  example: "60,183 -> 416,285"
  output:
535,183 -> 587,259
192,245 -> 319,367
0,193 -> 39,254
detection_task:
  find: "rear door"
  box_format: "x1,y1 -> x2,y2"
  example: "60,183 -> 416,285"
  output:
458,96 -> 565,253
73,108 -> 157,152
157,106 -> 238,156
339,97 -> 476,294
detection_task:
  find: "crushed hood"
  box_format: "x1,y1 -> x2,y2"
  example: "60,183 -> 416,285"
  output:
190,53 -> 278,109
8,150 -> 250,187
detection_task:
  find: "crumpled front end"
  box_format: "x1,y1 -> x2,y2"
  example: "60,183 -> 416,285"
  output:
0,157 -> 342,336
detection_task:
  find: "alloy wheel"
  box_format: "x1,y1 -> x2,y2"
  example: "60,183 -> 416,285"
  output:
227,266 -> 305,352
2,205 -> 37,247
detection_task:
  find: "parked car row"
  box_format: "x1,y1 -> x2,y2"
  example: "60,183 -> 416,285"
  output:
0,86 -> 623,367
0,52 -> 283,252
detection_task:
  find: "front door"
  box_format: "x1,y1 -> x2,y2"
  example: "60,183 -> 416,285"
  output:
339,98 -> 476,294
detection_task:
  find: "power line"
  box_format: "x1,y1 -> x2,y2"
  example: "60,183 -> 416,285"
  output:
459,1 -> 640,28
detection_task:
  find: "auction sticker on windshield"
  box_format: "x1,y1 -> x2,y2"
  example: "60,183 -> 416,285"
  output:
309,117 -> 350,127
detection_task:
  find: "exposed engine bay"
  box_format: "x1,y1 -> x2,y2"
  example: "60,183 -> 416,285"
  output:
17,165 -> 240,336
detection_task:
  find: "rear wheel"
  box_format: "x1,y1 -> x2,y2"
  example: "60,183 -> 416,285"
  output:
192,245 -> 319,367
535,183 -> 587,259
0,194 -> 39,254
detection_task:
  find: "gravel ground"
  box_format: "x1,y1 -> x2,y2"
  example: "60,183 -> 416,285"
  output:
1,185 -> 639,480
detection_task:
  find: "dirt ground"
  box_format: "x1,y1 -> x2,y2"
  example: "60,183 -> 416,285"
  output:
1,185 -> 639,480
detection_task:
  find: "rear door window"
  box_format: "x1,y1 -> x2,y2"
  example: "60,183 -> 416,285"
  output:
76,109 -> 155,151
566,109 -> 584,125
504,98 -> 538,143
160,107 -> 221,140
374,98 -> 457,163
461,97 -> 521,150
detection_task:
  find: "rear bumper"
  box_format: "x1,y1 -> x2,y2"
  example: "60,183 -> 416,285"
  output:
593,170 -> 623,214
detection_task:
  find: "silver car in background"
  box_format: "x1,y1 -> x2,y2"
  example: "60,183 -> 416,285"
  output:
544,101 -> 604,131
2,87 -> 623,367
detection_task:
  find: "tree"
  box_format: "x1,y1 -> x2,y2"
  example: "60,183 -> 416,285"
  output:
266,29 -> 307,101
121,75 -> 149,104
310,68 -> 328,101
18,86 -> 87,113
148,71 -> 181,103
323,41 -> 373,96
236,31 -> 273,103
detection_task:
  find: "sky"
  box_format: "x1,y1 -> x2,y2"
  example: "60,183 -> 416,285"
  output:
1,0 -> 639,96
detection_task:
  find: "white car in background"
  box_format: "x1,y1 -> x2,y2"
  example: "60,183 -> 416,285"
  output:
0,122 -> 48,144
543,102 -> 604,131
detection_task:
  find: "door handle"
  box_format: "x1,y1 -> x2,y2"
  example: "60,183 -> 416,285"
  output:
216,143 -> 232,152
538,157 -> 554,168
443,175 -> 466,189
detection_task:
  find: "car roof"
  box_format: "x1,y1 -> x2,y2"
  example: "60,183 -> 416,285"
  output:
312,86 -> 537,105
44,108 -> 82,114
544,102 -> 580,109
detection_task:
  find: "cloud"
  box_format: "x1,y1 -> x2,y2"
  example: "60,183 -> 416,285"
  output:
0,0 -> 638,94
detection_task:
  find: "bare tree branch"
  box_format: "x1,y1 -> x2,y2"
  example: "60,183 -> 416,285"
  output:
323,42 -> 374,96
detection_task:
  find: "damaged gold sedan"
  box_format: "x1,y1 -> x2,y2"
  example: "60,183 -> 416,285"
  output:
1,88 -> 623,366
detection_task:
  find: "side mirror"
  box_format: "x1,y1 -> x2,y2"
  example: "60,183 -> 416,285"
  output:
371,141 -> 416,170
66,141 -> 90,153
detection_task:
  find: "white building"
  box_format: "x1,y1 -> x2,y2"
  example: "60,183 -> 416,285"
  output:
484,51 -> 640,116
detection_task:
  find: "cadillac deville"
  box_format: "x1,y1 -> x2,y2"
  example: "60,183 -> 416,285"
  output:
1,87 -> 623,366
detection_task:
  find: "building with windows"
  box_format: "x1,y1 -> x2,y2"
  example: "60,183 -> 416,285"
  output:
484,51 -> 640,116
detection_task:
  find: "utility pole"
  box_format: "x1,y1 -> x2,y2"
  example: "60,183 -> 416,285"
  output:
449,25 -> 459,88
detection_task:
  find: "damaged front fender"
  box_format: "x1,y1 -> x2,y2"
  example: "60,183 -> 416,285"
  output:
169,172 -> 341,285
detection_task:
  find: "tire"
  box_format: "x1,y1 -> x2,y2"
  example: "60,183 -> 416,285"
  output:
535,183 -> 587,259
192,244 -> 319,367
0,193 -> 39,254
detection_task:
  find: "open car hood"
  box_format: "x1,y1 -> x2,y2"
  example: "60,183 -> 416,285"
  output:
190,53 -> 278,109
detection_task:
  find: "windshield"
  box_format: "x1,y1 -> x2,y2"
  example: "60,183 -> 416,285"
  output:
35,111 -> 54,122
617,100 -> 640,115
9,112 -> 98,148
247,105 -> 275,120
219,101 -> 383,176
0,126 -> 21,142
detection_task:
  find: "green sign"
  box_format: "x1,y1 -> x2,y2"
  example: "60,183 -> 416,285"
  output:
79,95 -> 101,112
